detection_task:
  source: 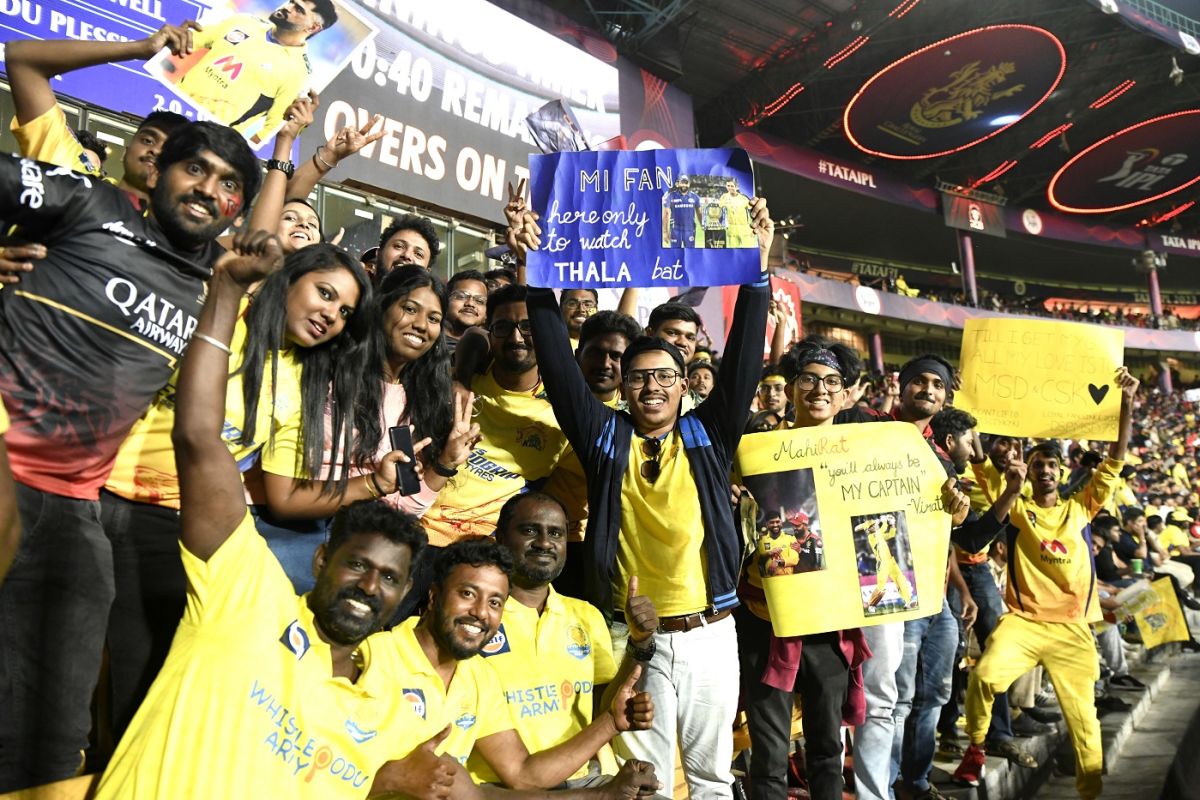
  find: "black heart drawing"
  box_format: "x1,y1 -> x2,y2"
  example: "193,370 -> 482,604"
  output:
1088,384 -> 1109,405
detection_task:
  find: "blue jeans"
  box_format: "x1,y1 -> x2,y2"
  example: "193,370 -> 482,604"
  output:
959,561 -> 1013,741
0,484 -> 112,790
250,505 -> 329,595
853,622 -> 904,800
892,599 -> 957,792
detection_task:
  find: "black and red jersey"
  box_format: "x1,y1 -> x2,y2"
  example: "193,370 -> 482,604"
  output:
0,155 -> 221,499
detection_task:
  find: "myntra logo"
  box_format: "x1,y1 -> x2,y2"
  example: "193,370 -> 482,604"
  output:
1039,539 -> 1068,554
213,55 -> 243,80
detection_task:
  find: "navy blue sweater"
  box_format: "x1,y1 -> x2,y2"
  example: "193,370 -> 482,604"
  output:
527,279 -> 770,619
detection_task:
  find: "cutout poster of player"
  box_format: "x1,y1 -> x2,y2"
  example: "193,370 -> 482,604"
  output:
736,421 -> 951,637
145,0 -> 378,149
526,148 -> 760,288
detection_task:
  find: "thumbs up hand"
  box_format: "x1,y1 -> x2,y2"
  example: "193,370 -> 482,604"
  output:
625,576 -> 658,644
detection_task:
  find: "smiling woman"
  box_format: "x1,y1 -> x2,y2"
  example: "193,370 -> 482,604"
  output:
99,242 -> 374,741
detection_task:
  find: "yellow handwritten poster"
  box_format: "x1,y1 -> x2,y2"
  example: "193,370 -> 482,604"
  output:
735,422 -> 951,637
956,318 -> 1124,440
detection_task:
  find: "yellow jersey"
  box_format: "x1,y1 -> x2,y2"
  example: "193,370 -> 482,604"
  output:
1005,457 -> 1122,624
10,105 -> 102,177
422,369 -> 568,546
468,588 -> 617,783
105,306 -> 305,508
368,618 -> 514,766
95,513 -> 421,798
176,14 -> 311,136
1160,523 -> 1191,556
615,430 -> 707,616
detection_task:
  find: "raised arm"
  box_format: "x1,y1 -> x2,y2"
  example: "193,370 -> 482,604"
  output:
6,23 -> 198,124
288,114 -> 385,200
245,94 -> 316,235
172,231 -> 283,560
474,667 -> 650,790
695,197 -> 772,452
952,459 -> 1025,554
1109,367 -> 1138,463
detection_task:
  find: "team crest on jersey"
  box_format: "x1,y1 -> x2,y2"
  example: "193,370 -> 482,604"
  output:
480,624 -> 511,657
403,688 -> 427,720
565,624 -> 591,660
455,713 -> 477,730
224,29 -> 249,44
515,424 -> 545,451
279,620 -> 310,660
1026,510 -> 1038,525
345,719 -> 378,744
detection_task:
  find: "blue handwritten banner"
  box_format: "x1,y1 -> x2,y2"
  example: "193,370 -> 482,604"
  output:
527,148 -> 759,288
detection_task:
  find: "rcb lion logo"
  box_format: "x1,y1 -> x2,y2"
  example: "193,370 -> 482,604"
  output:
910,61 -> 1025,129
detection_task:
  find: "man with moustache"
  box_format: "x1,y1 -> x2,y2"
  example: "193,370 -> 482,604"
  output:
96,230 -> 449,799
445,270 -> 490,354
561,289 -> 599,351
521,197 -> 774,799
370,537 -> 654,789
426,284 -> 570,546
0,123 -> 260,791
474,492 -> 659,787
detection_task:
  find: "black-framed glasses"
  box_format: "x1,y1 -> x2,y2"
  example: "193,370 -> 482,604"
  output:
489,319 -> 532,338
563,298 -> 597,311
640,436 -> 663,483
450,289 -> 487,306
625,368 -> 681,389
795,373 -> 844,392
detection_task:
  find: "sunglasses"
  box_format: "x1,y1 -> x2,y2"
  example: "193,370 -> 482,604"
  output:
640,436 -> 663,483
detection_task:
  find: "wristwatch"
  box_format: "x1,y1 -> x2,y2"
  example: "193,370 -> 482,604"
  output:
266,159 -> 295,179
627,637 -> 656,663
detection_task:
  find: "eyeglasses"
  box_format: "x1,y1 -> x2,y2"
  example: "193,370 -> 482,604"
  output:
795,373 -> 845,392
563,298 -> 597,311
450,289 -> 487,306
640,436 -> 663,483
625,368 -> 682,389
489,319 -> 532,338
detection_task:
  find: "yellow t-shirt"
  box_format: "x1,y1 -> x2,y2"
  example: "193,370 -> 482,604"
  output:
958,459 -> 1031,564
10,105 -> 101,177
95,513 -> 421,798
1005,457 -> 1121,624
178,14 -> 312,135
543,394 -> 620,540
468,588 -> 617,783
615,431 -> 707,616
422,370 -> 568,546
368,618 -> 514,766
1160,524 -> 1191,555
0,401 -> 8,435
105,307 -> 304,508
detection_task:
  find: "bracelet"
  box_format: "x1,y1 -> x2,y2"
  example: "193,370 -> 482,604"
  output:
432,461 -> 459,478
192,333 -> 232,355
369,471 -> 389,497
364,473 -> 381,499
627,637 -> 656,663
314,147 -> 337,172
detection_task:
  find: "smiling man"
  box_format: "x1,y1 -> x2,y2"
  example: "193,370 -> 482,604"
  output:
0,122 -> 260,791
370,536 -> 653,791
473,492 -> 659,788
446,270 -> 490,354
561,289 -> 599,351
952,368 -> 1140,800
522,197 -> 772,798
377,214 -> 442,277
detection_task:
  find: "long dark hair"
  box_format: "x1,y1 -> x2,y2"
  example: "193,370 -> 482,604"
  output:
360,265 -> 453,467
236,243 -> 374,493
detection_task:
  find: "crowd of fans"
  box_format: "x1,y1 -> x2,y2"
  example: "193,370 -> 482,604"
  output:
835,272 -> 1200,332
0,20 -> 1198,800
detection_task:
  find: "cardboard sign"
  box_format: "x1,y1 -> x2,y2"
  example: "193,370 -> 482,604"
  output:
527,148 -> 759,288
956,318 -> 1124,440
735,422 -> 951,637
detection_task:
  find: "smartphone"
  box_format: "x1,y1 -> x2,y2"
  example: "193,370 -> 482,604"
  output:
388,425 -> 422,497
